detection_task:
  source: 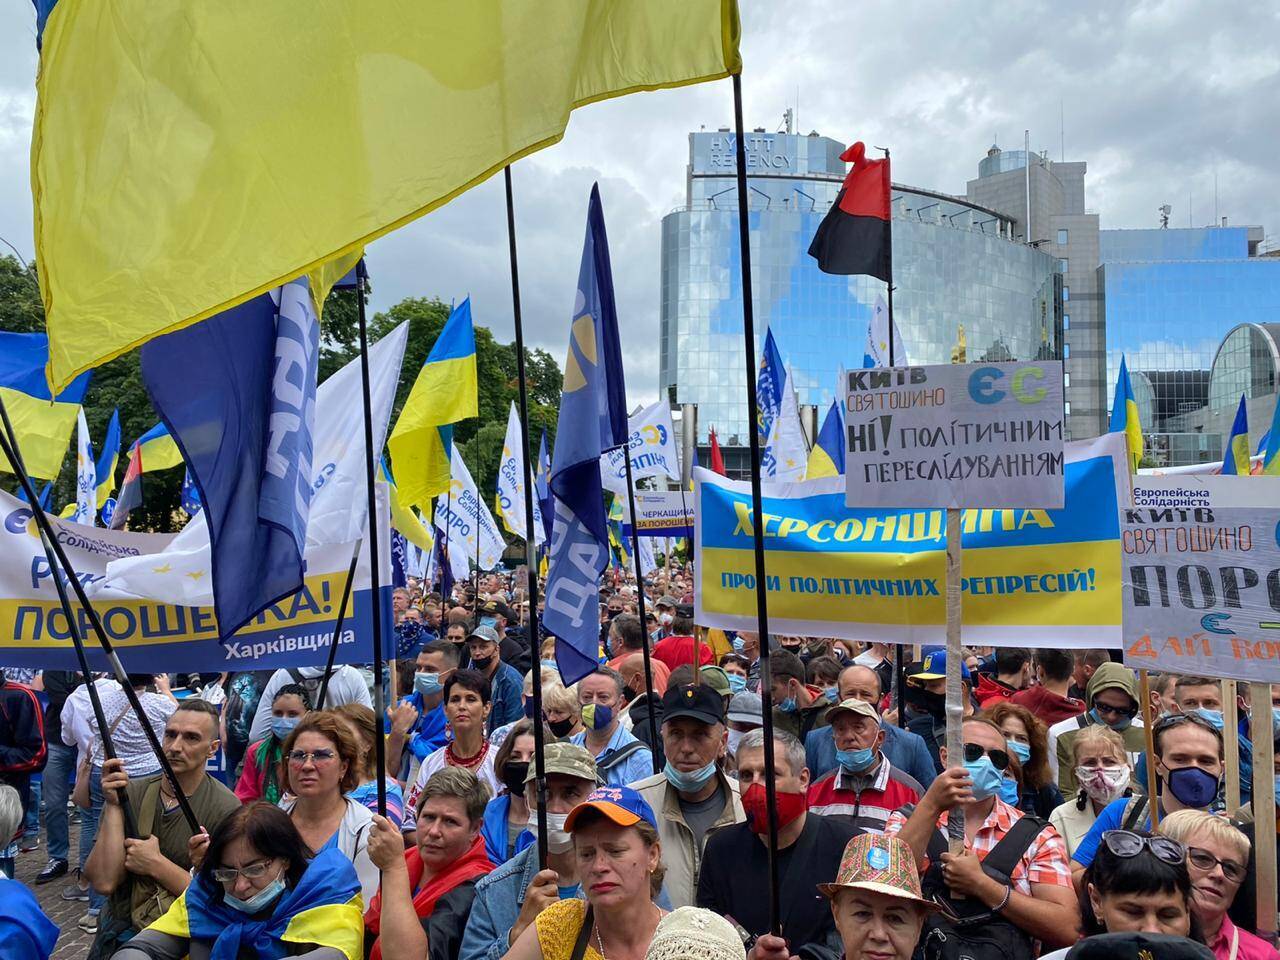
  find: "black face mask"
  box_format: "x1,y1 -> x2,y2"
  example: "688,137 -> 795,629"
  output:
547,716 -> 576,738
471,655 -> 493,671
606,608 -> 622,620
501,760 -> 530,795
905,684 -> 946,720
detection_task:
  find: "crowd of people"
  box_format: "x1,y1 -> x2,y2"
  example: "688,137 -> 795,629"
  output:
0,566 -> 1275,960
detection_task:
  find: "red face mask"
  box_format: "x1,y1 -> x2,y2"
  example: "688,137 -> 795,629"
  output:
741,781 -> 807,834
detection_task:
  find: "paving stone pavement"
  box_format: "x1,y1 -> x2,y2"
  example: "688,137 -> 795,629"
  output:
15,820 -> 96,960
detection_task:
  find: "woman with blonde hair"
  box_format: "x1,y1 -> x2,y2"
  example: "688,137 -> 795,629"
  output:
1048,723 -> 1133,857
542,679 -> 583,741
334,702 -> 406,828
1158,810 -> 1275,960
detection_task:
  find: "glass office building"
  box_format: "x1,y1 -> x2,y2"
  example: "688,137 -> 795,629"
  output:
1098,226 -> 1280,465
660,130 -> 1061,460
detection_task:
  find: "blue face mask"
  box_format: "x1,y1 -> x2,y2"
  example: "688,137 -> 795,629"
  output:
414,672 -> 442,697
779,697 -> 798,714
1193,708 -> 1225,731
270,716 -> 300,742
726,673 -> 747,694
582,703 -> 613,731
1164,765 -> 1220,808
823,687 -> 839,703
663,759 -> 717,793
732,636 -> 745,652
223,874 -> 286,915
1006,739 -> 1031,763
480,616 -> 498,630
999,774 -> 1020,805
836,747 -> 875,772
963,757 -> 1005,801
1089,707 -> 1133,732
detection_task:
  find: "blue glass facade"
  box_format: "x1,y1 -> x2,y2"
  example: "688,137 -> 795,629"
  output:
1100,227 -> 1249,263
661,131 -> 1061,447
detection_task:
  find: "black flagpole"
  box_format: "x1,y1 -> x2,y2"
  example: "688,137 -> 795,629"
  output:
354,260 -> 388,817
317,547 -> 360,710
732,72 -> 781,936
0,401 -> 198,832
504,164 -> 549,868
622,457 -> 661,774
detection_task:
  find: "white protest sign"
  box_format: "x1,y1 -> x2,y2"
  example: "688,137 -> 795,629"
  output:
600,400 -> 681,495
619,491 -> 694,538
1121,475 -> 1280,683
844,361 -> 1065,509
435,450 -> 505,571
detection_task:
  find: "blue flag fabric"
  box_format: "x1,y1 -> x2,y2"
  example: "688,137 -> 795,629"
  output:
544,185 -> 629,685
142,279 -> 320,640
536,429 -> 554,546
390,528 -> 408,588
757,328 -> 784,473
16,479 -> 53,511
180,469 -> 203,517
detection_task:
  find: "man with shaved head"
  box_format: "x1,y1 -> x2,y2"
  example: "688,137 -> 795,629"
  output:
804,664 -> 937,786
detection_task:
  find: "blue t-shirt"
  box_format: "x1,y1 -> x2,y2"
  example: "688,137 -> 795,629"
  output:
1071,795 -> 1152,869
0,878 -> 58,960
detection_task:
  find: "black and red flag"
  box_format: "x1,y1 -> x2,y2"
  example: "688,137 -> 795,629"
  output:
807,141 -> 891,280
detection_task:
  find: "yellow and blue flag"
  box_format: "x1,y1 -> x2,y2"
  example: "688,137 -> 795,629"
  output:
388,298 -> 477,511
0,332 -> 92,479
1221,394 -> 1250,475
380,458 -> 434,553
1263,402 -> 1280,476
31,1 -> 741,393
129,423 -> 184,473
94,408 -> 120,509
535,429 -> 554,546
806,399 -> 846,479
544,185 -> 630,685
1108,355 -> 1144,473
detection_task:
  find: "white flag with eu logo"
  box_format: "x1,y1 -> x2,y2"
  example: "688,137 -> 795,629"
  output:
72,407 -> 96,526
599,400 -> 681,496
496,401 -> 545,546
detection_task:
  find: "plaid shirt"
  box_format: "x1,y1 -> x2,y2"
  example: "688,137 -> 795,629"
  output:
885,796 -> 1073,895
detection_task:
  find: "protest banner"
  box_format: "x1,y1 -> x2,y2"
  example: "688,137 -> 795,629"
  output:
0,487 -> 389,672
694,433 -> 1124,646
1120,475 -> 1280,683
599,400 -> 682,496
435,449 -> 506,571
844,361 -> 1065,509
619,491 -> 695,538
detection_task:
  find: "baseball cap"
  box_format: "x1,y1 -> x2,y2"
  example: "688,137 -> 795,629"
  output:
826,698 -> 880,724
675,603 -> 694,618
467,624 -> 501,646
909,648 -> 970,681
726,691 -> 764,727
656,595 -> 678,609
699,666 -> 732,697
564,785 -> 658,832
523,741 -> 598,784
662,683 -> 726,726
1066,933 -> 1214,960
818,833 -> 935,909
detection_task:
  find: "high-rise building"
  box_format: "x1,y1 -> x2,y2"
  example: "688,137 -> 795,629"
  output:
661,127 -> 1061,473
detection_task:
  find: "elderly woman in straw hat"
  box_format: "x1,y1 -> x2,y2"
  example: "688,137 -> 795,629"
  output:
816,833 -> 937,960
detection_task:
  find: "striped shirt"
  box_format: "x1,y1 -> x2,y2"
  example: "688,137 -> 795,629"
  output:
807,755 -> 922,834
884,796 -> 1074,894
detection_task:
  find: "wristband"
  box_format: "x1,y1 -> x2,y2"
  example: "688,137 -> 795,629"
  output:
993,883 -> 1012,913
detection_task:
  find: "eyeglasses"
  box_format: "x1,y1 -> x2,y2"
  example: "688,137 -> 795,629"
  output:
1153,713 -> 1219,736
212,859 -> 278,884
1187,846 -> 1246,883
1102,830 -> 1186,865
1093,701 -> 1139,720
287,748 -> 337,766
962,743 -> 1009,771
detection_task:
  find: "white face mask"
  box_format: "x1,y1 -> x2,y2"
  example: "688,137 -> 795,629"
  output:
726,729 -> 744,757
527,810 -> 574,854
658,612 -> 674,626
1075,764 -> 1130,805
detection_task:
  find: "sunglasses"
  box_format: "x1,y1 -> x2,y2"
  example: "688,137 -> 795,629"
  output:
1187,846 -> 1246,883
1102,830 -> 1186,865
1153,713 -> 1219,736
1093,701 -> 1139,720
962,743 -> 1009,771
287,748 -> 337,766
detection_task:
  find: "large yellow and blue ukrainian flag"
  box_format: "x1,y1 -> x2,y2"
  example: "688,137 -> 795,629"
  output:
30,0 -> 741,393
0,332 -> 92,479
544,185 -> 630,685
1108,355 -> 1143,473
129,423 -> 185,472
806,398 -> 846,479
1262,400 -> 1280,476
388,299 -> 477,511
1221,394 -> 1250,475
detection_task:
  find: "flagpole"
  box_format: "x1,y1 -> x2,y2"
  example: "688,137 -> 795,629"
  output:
317,547 -> 361,710
622,456 -> 662,774
354,260 -> 389,817
504,164 -> 550,868
0,413 -> 137,834
732,71 -> 782,937
0,400 -> 199,833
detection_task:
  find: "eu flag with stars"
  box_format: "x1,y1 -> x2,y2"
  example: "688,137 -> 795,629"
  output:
543,184 -> 629,684
141,277 -> 320,640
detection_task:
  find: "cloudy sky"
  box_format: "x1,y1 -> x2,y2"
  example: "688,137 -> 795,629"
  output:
1,1 -> 1277,405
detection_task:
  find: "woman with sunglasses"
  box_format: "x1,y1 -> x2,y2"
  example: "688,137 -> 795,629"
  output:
1158,811 -> 1275,960
277,712 -> 380,906
111,802 -> 364,960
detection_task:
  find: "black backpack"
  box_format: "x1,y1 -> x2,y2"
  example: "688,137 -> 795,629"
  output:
915,814 -> 1046,960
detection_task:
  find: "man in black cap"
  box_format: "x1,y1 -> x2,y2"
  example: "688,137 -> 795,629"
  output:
478,598 -> 530,675
629,683 -> 744,909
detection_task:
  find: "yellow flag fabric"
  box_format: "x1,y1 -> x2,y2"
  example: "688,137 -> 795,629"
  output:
0,387 -> 79,480
32,1 -> 741,392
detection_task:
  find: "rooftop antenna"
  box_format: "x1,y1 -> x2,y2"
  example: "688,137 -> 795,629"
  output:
1159,204 -> 1171,229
